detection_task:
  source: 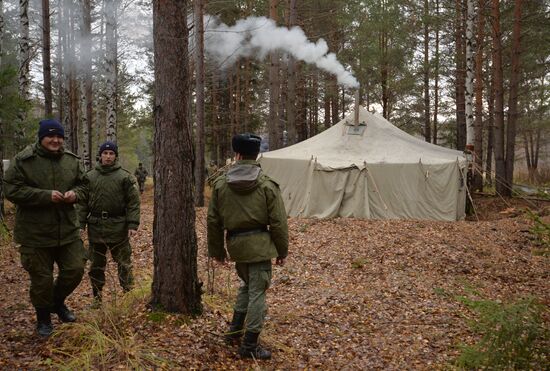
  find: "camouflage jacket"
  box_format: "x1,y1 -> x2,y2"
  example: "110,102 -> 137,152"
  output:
3,143 -> 85,248
79,161 -> 140,244
207,160 -> 288,263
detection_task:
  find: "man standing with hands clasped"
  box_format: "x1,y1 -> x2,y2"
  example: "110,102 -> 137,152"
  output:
207,133 -> 288,360
4,119 -> 86,337
79,141 -> 140,305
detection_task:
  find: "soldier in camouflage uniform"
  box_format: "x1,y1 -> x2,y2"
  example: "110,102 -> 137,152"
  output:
4,119 -> 87,337
134,163 -> 148,194
79,141 -> 140,304
207,133 -> 288,360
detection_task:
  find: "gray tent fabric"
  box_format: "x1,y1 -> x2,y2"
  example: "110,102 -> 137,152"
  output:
258,107 -> 467,221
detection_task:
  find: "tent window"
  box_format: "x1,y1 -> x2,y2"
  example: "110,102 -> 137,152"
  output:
346,126 -> 366,136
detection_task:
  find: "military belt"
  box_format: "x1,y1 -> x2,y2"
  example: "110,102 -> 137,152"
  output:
226,226 -> 268,238
90,211 -> 126,219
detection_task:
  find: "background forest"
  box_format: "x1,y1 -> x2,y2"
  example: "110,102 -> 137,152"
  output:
0,0 -> 549,201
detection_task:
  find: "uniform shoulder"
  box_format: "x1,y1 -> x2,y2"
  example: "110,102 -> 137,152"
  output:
120,167 -> 133,176
259,173 -> 280,188
63,149 -> 81,159
212,174 -> 227,188
15,145 -> 36,161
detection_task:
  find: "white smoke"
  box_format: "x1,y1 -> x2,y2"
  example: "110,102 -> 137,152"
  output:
204,15 -> 359,89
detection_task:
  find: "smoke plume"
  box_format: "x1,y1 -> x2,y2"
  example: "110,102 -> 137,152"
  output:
204,15 -> 359,89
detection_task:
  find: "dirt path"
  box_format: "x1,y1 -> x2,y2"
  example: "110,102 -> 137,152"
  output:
0,187 -> 548,369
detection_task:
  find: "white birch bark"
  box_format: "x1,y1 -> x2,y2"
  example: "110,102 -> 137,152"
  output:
465,0 -> 475,149
79,0 -> 93,169
104,0 -> 117,142
60,0 -> 72,150
18,0 -> 30,101
194,0 -> 205,206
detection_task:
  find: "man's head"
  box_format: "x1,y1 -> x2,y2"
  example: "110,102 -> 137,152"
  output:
98,141 -> 118,165
232,133 -> 261,160
38,119 -> 65,152
138,162 -> 143,167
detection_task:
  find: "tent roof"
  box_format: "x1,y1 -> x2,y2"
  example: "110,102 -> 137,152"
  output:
261,107 -> 466,169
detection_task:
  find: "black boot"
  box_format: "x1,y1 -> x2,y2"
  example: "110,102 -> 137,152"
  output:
225,311 -> 246,345
239,331 -> 272,360
53,301 -> 76,323
36,308 -> 53,338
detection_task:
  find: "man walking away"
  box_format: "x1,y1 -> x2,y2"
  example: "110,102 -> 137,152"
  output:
134,163 -> 148,194
79,141 -> 140,304
207,133 -> 289,360
4,119 -> 86,337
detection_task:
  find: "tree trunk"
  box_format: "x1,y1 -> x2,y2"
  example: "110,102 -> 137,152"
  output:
311,70 -> 318,137
268,0 -> 280,150
485,54 -> 494,186
491,0 -> 506,196
423,0 -> 431,142
105,0 -> 117,142
42,0 -> 53,117
380,30 -> 389,120
330,76 -> 338,125
151,0 -> 202,315
211,69 -> 220,164
472,0 -> 485,191
0,0 -> 4,217
194,0 -> 205,207
69,5 -> 79,154
323,77 -> 330,128
285,0 -> 297,146
433,0 -> 440,144
465,0 -> 475,150
17,0 -> 30,149
455,0 -> 466,150
504,0 -> 523,193
80,0 -> 93,169
56,0 -> 63,121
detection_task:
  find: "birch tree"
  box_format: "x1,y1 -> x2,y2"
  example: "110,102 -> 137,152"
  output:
455,0 -> 466,150
472,0 -> 485,191
422,0 -> 430,142
491,0 -> 506,195
104,0 -> 117,142
42,0 -> 52,116
80,0 -> 92,169
194,0 -> 205,206
17,0 -> 30,147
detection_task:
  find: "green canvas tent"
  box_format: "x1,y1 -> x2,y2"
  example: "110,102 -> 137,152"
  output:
258,107 -> 468,221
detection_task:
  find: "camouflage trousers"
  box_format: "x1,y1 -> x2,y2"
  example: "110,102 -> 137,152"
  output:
89,239 -> 134,295
234,260 -> 272,334
19,239 -> 86,309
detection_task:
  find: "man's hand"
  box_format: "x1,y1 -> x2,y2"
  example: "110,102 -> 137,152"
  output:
276,257 -> 286,266
51,190 -> 64,203
63,190 -> 77,203
128,229 -> 138,238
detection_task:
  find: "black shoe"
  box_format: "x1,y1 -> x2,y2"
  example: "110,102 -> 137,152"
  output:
36,308 -> 53,338
239,331 -> 272,360
225,311 -> 246,345
54,303 -> 76,323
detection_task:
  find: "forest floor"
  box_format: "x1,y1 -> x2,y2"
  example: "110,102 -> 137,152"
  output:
0,184 -> 548,370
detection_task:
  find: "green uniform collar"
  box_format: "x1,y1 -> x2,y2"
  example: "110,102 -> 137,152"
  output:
35,141 -> 65,159
96,160 -> 121,174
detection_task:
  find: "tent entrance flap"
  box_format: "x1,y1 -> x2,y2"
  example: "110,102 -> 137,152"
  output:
303,168 -> 369,218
